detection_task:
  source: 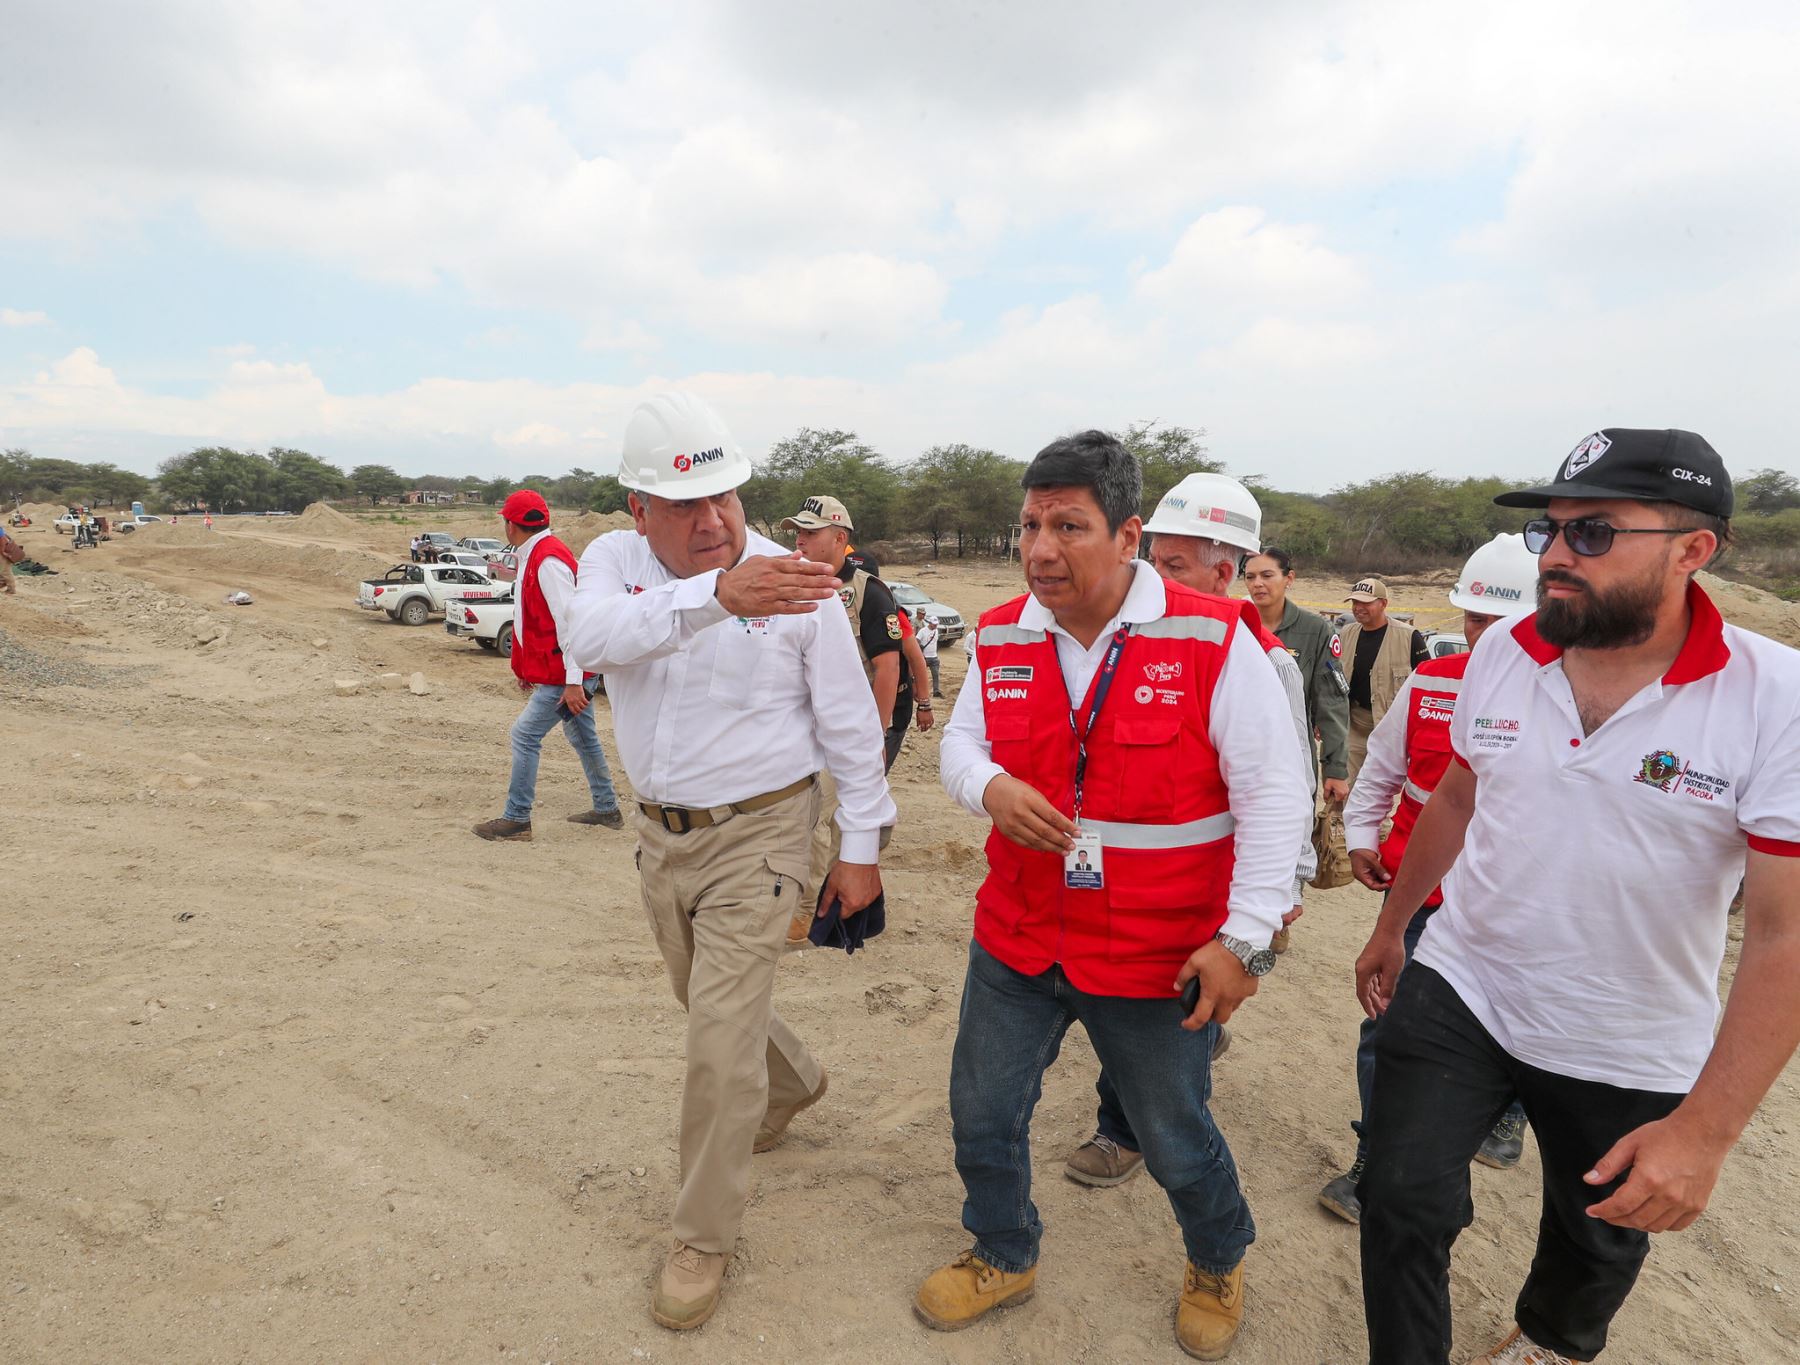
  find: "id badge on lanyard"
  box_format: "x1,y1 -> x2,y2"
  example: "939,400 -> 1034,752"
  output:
1064,626 -> 1131,890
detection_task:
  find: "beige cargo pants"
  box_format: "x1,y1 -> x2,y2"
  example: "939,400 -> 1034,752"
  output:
1348,703 -> 1375,786
635,783 -> 823,1255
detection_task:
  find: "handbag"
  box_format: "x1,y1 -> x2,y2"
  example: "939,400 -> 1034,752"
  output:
1309,803 -> 1353,890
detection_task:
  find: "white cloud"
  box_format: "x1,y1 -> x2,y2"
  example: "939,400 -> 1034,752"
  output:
1136,208 -> 1366,314
1,308 -> 50,327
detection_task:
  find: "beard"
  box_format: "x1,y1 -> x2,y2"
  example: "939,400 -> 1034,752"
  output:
1535,565 -> 1663,649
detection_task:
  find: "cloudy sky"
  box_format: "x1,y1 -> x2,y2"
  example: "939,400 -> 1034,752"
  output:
3,0 -> 1797,489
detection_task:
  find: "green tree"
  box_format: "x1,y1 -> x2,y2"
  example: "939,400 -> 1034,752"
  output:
0,448 -> 31,501
267,448 -> 347,511
350,463 -> 406,506
900,442 -> 1027,556
1739,467 -> 1800,516
82,463 -> 153,508
740,428 -> 902,541
588,476 -> 631,514
1117,422 -> 1220,521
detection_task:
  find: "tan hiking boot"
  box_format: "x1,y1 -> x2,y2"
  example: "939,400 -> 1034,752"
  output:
1466,1325 -> 1585,1363
785,909 -> 813,947
567,807 -> 624,829
651,1241 -> 726,1331
472,817 -> 532,842
914,1250 -> 1036,1331
754,1071 -> 827,1153
1176,1259 -> 1244,1360
1063,1133 -> 1145,1187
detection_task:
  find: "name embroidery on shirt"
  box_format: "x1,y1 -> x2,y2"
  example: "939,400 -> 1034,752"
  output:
1471,716 -> 1522,750
1633,750 -> 1732,803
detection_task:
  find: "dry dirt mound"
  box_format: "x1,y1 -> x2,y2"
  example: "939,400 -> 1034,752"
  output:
129,522 -> 216,547
15,501 -> 66,523
116,534 -> 392,583
280,502 -> 365,534
560,509 -> 632,556
1701,570 -> 1800,648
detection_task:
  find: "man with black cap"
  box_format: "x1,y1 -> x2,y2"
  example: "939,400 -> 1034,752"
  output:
1339,575 -> 1428,785
1353,429 -> 1800,1364
472,489 -> 622,841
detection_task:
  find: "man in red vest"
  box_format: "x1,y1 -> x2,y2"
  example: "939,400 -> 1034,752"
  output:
1319,534 -> 1540,1223
924,432 -> 1312,1359
473,490 -> 622,841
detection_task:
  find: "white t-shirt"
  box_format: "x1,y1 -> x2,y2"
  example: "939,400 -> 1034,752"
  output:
1415,583 -> 1800,1092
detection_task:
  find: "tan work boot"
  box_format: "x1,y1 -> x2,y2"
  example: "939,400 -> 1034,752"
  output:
785,909 -> 814,947
914,1249 -> 1036,1331
754,1071 -> 828,1153
472,817 -> 532,842
651,1241 -> 726,1330
1271,925 -> 1291,954
1466,1325 -> 1585,1363
1064,1133 -> 1145,1187
1176,1259 -> 1244,1360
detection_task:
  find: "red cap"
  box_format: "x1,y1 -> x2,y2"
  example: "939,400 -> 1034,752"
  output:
501,489 -> 550,528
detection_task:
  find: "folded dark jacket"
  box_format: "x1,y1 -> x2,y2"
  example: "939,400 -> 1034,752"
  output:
807,891 -> 886,955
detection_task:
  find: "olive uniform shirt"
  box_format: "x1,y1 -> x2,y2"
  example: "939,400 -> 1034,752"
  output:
1272,599 -> 1351,782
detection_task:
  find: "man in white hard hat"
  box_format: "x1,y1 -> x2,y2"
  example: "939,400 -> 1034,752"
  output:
1060,471 -> 1320,1191
564,392 -> 897,1332
1341,575 -> 1429,784
1316,534 -> 1538,1225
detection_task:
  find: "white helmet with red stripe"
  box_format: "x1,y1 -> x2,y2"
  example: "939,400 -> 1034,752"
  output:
618,390 -> 752,501
1450,533 -> 1537,614
1143,472 -> 1262,555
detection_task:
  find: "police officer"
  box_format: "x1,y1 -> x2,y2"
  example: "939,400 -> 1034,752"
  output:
1243,547 -> 1352,805
927,431 -> 1310,1359
565,393 -> 896,1333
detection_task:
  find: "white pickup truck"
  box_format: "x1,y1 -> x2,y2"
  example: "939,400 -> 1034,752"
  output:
444,585 -> 517,655
357,562 -> 498,626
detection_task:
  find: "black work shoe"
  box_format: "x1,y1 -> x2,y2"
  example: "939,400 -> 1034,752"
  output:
1475,1112 -> 1526,1169
473,817 -> 533,842
1318,1154 -> 1366,1224
568,808 -> 625,829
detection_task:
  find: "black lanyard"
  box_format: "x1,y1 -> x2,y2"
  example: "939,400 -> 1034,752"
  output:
1068,626 -> 1132,820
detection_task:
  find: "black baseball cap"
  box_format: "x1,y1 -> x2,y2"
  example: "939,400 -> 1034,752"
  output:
1494,428 -> 1733,518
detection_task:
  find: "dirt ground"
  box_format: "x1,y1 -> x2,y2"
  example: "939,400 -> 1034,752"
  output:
3,509 -> 1796,1364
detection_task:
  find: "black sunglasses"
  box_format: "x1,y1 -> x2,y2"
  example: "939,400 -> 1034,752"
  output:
1522,516 -> 1699,558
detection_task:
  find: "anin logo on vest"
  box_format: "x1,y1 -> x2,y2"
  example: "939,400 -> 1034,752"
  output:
1467,581 -> 1523,601
987,686 -> 1028,702
672,446 -> 726,473
1417,695 -> 1456,723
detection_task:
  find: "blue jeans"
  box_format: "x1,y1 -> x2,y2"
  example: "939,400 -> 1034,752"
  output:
949,940 -> 1254,1276
1352,906 -> 1523,1159
502,683 -> 618,823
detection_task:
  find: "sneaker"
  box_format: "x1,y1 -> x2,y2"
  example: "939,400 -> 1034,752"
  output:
1466,1324 -> 1585,1363
1271,926 -> 1291,954
472,817 -> 532,842
1317,1153 -> 1366,1224
754,1070 -> 828,1153
1063,1133 -> 1145,1187
651,1241 -> 726,1331
1176,1259 -> 1245,1360
1475,1112 -> 1526,1169
568,807 -> 625,829
914,1250 -> 1036,1331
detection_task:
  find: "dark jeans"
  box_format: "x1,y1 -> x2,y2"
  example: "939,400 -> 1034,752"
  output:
1351,908 -> 1523,1159
1359,964 -> 1684,1363
949,940 -> 1253,1276
882,689 -> 913,772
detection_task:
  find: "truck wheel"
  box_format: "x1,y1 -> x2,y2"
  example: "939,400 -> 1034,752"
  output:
399,597 -> 431,627
496,623 -> 513,658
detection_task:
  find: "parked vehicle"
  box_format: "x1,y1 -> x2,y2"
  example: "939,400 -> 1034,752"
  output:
435,550 -> 493,570
457,537 -> 507,560
356,562 -> 496,626
445,586 -> 517,655
1423,630 -> 1470,659
887,581 -> 965,643
54,513 -> 81,534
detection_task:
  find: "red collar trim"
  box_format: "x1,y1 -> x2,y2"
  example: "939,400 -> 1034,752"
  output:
1510,580 -> 1731,684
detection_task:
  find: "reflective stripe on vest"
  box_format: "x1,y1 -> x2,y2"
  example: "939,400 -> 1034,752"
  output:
1136,616 -> 1229,643
979,623 -> 1049,647
1079,811 -> 1236,850
1402,778 -> 1434,805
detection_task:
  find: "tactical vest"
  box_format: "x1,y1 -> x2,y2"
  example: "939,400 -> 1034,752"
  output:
838,567 -> 875,684
1343,619 -> 1420,720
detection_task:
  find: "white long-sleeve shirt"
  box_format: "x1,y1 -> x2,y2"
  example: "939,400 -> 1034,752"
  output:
939,560 -> 1312,946
511,528 -> 583,685
1343,673 -> 1417,852
1267,645 -> 1320,893
564,529 -> 897,863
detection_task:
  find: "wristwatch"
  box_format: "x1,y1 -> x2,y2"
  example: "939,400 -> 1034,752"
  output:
1215,932 -> 1277,977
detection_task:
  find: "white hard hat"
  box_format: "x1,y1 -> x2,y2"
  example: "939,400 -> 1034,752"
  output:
1143,472 -> 1262,554
617,391 -> 752,500
1449,533 -> 1538,615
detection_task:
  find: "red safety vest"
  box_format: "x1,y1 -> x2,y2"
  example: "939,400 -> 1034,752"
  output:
511,534 -> 580,687
1379,652 -> 1469,909
973,579 -> 1241,997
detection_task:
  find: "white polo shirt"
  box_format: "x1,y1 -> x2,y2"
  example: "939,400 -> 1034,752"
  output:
1415,582 -> 1800,1092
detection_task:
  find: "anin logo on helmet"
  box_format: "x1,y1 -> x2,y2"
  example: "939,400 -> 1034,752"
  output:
1467,580 -> 1523,601
672,446 -> 726,473
1162,496 -> 1188,511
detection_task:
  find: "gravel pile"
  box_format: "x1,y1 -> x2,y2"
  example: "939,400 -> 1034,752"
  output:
0,625 -> 142,694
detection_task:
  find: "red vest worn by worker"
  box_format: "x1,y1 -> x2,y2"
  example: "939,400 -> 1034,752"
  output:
1379,652 -> 1469,909
511,534 -> 580,687
974,579 -> 1241,997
